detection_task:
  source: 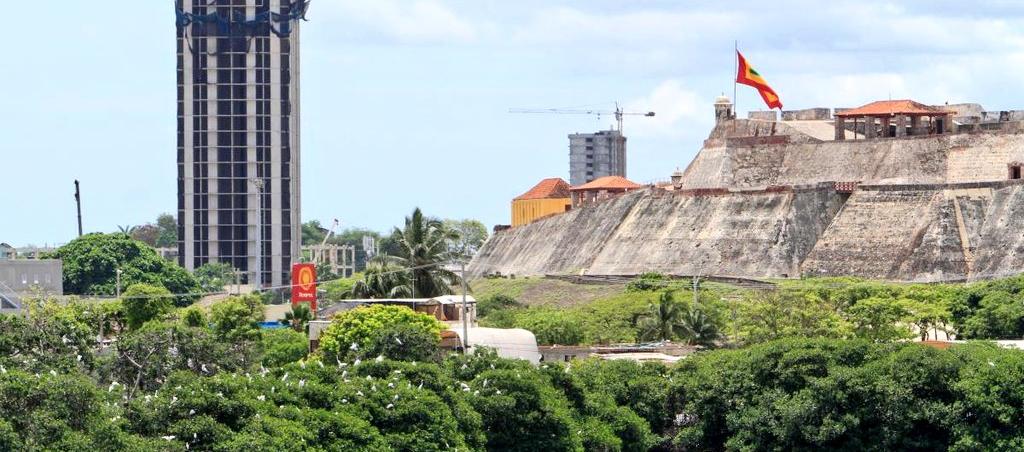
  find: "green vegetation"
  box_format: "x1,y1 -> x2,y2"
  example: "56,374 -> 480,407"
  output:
318,304 -> 446,362
46,233 -> 200,305
281,304 -> 313,332
193,262 -> 234,293
389,208 -> 461,298
475,273 -> 1024,346
121,283 -> 174,330
8,292 -> 1024,450
121,213 -> 178,248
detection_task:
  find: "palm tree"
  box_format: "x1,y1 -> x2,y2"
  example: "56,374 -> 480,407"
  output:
389,208 -> 460,298
282,304 -> 313,332
350,256 -> 414,299
637,290 -> 722,346
677,307 -> 722,346
637,291 -> 687,342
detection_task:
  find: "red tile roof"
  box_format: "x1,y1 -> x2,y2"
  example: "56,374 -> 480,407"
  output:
514,178 -> 571,201
835,99 -> 951,117
570,176 -> 644,191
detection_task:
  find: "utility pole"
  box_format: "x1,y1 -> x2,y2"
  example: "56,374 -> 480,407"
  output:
74,180 -> 83,237
460,261 -> 469,352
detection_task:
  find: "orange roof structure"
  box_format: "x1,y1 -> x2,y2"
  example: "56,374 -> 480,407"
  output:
514,178 -> 571,201
835,99 -> 951,117
570,176 -> 644,191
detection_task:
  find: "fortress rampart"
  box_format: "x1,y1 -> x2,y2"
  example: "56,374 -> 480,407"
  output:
470,102 -> 1024,282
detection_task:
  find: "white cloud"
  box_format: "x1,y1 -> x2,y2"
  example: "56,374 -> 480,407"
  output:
625,80 -> 708,139
322,0 -> 480,43
510,7 -> 741,47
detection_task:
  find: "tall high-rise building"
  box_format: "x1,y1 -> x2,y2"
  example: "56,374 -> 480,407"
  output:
175,0 -> 307,288
568,130 -> 626,185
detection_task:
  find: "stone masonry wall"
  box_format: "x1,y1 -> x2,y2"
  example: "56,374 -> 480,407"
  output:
469,186 -> 846,278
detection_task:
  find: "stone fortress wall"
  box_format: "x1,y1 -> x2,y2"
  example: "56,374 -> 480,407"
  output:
470,103 -> 1024,282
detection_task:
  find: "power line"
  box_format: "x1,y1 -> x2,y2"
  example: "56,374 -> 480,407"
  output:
35,261 -> 453,301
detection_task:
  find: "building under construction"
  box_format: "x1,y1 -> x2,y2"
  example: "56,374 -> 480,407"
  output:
175,0 -> 308,288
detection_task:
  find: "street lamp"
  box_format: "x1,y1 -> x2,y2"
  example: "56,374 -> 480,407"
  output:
250,178 -> 266,291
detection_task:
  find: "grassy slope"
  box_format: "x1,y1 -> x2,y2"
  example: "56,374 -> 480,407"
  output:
470,277 -> 629,308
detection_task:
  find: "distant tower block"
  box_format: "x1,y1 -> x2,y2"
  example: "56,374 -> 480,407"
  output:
714,95 -> 734,124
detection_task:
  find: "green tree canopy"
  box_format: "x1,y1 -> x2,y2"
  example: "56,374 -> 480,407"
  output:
121,283 -> 174,330
209,295 -> 265,342
47,233 -> 200,305
442,218 -> 488,261
193,262 -> 235,293
318,305 -> 445,361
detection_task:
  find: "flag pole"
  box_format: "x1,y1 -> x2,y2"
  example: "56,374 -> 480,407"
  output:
733,40 -> 738,119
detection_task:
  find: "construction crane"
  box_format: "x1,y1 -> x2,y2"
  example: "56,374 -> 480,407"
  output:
508,102 -> 655,133
320,218 -> 340,247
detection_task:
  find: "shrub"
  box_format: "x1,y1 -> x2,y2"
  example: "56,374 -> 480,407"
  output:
626,272 -> 669,292
318,305 -> 445,361
260,329 -> 308,367
365,322 -> 440,362
515,309 -> 585,345
209,295 -> 264,342
121,284 -> 174,330
477,294 -> 522,317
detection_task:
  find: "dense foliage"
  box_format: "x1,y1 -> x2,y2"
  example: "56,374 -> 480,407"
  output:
193,262 -> 235,293
46,233 -> 200,304
318,305 -> 445,362
8,295 -> 1024,451
479,275 -> 1024,345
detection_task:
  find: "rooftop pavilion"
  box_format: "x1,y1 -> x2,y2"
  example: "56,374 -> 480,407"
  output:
834,100 -> 953,140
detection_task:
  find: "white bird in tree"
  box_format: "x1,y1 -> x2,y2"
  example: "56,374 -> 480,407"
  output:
281,372 -> 289,382
299,379 -> 306,388
386,403 -> 394,409
189,409 -> 195,415
108,381 -> 119,392
417,382 -> 423,390
356,390 -> 364,397
201,364 -> 209,374
394,337 -> 403,345
160,435 -> 175,441
354,358 -> 362,366
342,370 -> 348,378
350,342 -> 359,351
257,395 -> 265,401
317,360 -> 324,368
375,355 -> 385,363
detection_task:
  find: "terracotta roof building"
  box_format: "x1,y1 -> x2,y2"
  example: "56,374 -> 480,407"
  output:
569,176 -> 644,207
834,99 -> 954,140
511,178 -> 572,227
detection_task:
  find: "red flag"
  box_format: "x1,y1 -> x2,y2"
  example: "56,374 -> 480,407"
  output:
736,51 -> 783,110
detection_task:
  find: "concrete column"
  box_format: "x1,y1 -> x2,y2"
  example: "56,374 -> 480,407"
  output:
895,115 -> 907,137
834,116 -> 846,140
863,116 -> 876,139
880,117 -> 891,137
910,115 -> 922,136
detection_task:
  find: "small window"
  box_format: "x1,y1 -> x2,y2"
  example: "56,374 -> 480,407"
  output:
1010,165 -> 1022,180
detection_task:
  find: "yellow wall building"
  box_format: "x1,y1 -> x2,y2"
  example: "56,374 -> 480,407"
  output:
511,178 -> 572,227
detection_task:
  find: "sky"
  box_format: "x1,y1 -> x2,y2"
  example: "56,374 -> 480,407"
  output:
4,1 -> 1024,247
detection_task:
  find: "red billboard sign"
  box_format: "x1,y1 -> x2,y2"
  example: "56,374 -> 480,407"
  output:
291,263 -> 317,312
